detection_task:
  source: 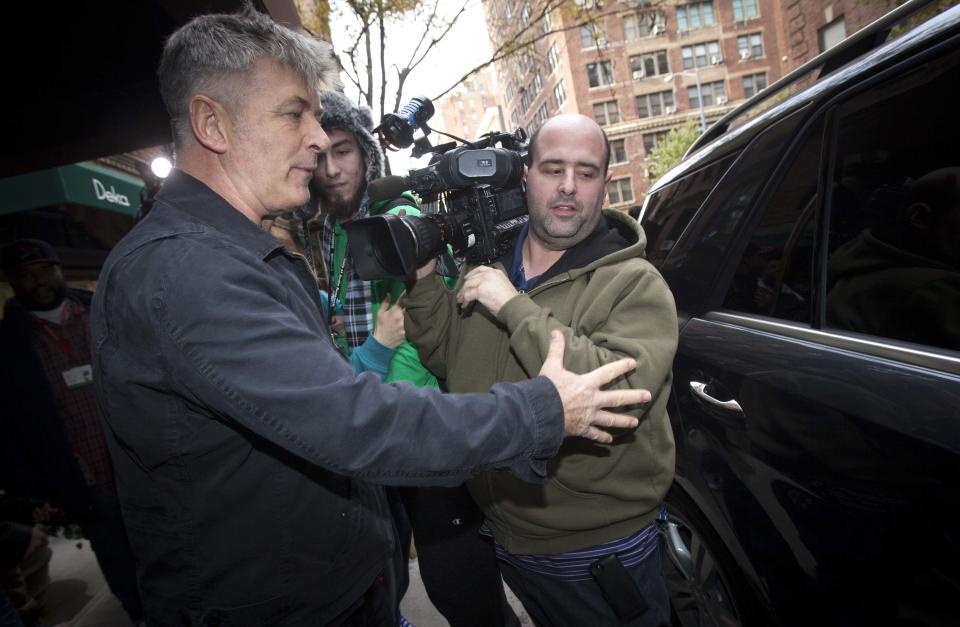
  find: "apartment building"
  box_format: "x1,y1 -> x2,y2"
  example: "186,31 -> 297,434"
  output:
434,67 -> 506,140
482,0 -> 790,206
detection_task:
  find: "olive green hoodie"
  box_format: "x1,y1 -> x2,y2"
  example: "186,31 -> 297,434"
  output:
404,209 -> 678,554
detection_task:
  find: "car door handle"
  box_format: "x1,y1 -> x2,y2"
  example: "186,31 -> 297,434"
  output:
689,381 -> 743,413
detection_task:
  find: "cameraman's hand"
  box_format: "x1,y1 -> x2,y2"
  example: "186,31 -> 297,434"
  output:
372,293 -> 406,349
457,266 -> 518,318
539,331 -> 650,444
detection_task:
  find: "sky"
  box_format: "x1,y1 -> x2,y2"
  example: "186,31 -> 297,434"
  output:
326,1 -> 494,175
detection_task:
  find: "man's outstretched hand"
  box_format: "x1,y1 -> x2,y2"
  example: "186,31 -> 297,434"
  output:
538,331 -> 651,443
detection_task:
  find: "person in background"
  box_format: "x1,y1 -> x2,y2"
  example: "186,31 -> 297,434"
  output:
0,239 -> 142,625
312,90 -> 519,627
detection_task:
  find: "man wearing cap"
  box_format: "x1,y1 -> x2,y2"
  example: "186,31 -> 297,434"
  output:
313,90 -> 518,627
0,239 -> 142,623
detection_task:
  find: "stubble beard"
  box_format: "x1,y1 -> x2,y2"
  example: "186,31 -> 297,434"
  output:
529,195 -> 590,250
319,184 -> 364,222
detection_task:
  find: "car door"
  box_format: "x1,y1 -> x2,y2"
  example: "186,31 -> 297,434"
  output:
660,39 -> 960,627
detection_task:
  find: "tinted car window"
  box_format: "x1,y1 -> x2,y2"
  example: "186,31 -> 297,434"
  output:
824,49 -> 960,352
721,120 -> 824,323
642,154 -> 737,268
655,107 -> 809,309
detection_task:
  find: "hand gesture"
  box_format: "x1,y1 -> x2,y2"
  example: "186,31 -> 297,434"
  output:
372,293 -> 406,349
538,331 -> 651,443
456,266 -> 518,318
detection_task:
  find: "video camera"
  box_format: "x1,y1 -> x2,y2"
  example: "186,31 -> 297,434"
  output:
344,96 -> 529,280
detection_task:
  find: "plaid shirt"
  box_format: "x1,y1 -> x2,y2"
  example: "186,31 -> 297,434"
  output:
321,200 -> 374,351
29,297 -> 114,492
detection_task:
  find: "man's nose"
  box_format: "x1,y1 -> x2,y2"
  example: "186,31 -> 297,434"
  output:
558,169 -> 577,195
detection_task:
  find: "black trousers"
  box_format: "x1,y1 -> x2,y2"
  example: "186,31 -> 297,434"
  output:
398,485 -> 519,627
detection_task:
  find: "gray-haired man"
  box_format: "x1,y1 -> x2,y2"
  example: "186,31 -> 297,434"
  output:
91,7 -> 649,625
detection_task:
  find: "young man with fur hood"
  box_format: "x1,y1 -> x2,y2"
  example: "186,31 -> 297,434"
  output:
313,90 -> 521,627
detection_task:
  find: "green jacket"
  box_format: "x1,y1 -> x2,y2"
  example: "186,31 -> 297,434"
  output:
404,209 -> 678,554
334,192 -> 445,387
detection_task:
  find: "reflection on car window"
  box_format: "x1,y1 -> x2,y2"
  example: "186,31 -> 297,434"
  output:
641,154 -> 737,269
824,52 -> 960,352
721,120 -> 823,323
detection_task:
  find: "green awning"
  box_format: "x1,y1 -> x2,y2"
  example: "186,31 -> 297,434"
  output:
0,162 -> 144,217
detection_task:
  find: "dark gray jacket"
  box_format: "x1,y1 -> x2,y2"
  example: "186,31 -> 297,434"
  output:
91,170 -> 563,626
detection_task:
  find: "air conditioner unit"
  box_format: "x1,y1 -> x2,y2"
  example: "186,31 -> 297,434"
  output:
664,106 -> 676,114
632,70 -> 645,80
710,54 -> 723,65
654,24 -> 667,35
716,95 -> 728,105
596,37 -> 608,46
739,49 -> 752,60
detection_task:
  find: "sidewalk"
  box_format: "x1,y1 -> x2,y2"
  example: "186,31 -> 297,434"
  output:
41,536 -> 529,627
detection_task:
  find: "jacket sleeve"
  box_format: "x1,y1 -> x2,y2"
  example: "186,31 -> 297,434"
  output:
497,262 -> 678,403
133,244 -> 563,486
385,341 -> 440,388
349,336 -> 395,378
402,271 -> 464,379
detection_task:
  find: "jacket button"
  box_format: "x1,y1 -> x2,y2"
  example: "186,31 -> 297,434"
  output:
340,511 -> 347,518
451,518 -> 463,526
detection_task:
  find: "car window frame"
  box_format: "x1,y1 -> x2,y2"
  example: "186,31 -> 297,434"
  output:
702,32 -> 960,375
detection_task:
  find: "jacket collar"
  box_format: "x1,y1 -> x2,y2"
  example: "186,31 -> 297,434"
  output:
500,209 -> 641,287
155,169 -> 288,261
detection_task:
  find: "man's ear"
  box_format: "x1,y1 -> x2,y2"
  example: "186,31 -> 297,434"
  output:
188,95 -> 230,155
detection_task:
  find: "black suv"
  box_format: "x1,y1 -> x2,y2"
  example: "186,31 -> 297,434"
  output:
639,2 -> 960,625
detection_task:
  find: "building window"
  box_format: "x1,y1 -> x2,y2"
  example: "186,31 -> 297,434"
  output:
676,1 -> 715,31
687,80 -> 726,107
520,89 -> 533,112
580,22 -> 607,48
623,11 -> 665,40
642,130 -> 669,154
532,73 -> 543,94
608,178 -> 634,205
521,1 -> 531,25
682,41 -> 721,69
553,80 -> 566,107
543,8 -> 552,34
593,100 -> 620,126
737,33 -> 764,59
610,139 -> 627,164
520,51 -> 534,73
547,43 -> 559,74
587,61 -> 615,88
630,50 -> 669,79
636,90 -> 675,118
732,0 -> 759,21
742,72 -> 767,97
505,82 -> 514,103
819,17 -> 846,52
511,110 -> 519,127
537,103 -> 549,123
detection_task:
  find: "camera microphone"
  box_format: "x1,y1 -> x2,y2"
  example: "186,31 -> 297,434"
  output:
368,176 -> 408,203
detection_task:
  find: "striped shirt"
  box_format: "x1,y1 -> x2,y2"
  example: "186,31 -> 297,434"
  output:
482,514 -> 664,582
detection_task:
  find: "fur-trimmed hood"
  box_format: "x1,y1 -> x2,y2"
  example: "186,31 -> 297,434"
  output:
319,91 -> 384,184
